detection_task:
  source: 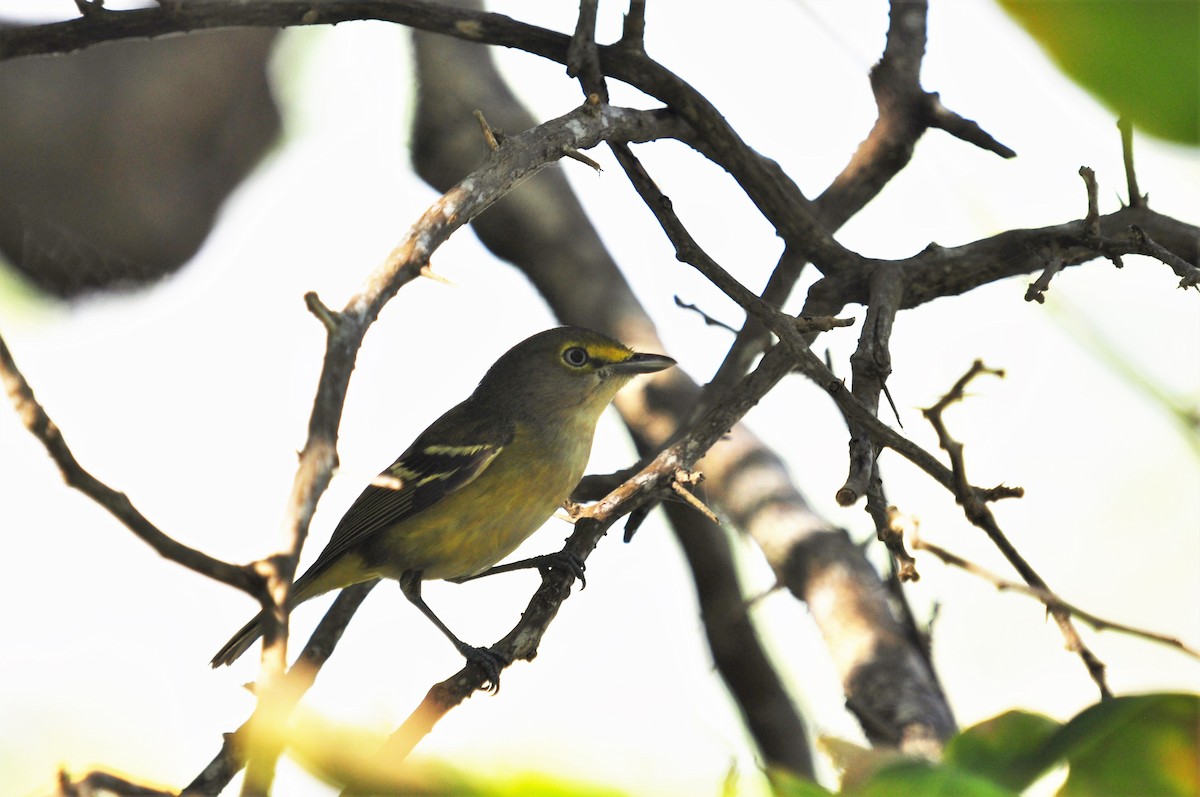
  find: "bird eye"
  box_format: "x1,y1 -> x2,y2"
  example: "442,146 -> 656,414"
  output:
562,346 -> 589,367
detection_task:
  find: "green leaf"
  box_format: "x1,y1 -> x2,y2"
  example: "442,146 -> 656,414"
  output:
945,709 -> 1062,791
997,0 -> 1200,145
769,767 -> 835,797
846,760 -> 1018,797
1049,693 -> 1200,797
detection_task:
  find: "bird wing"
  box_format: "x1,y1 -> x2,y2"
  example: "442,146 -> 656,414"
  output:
297,400 -> 513,582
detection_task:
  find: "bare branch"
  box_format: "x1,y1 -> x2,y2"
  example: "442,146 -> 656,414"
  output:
0,330 -> 259,594
58,768 -> 173,797
922,361 -> 1112,699
839,267 -> 904,507
1129,224 -> 1200,290
914,538 -> 1200,661
566,0 -> 606,101
186,582 -> 378,795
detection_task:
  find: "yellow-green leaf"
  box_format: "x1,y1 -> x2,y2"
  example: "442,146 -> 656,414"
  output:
945,709 -> 1061,791
997,0 -> 1200,145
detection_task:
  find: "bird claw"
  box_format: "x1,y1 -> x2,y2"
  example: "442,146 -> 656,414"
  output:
537,550 -> 586,589
460,644 -> 508,694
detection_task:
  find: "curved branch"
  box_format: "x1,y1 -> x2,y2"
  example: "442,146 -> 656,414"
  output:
0,330 -> 259,594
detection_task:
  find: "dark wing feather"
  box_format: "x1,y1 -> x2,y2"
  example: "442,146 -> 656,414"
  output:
296,399 -> 512,584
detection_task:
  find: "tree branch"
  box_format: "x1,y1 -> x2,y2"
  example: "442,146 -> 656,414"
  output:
0,330 -> 259,595
913,538 -> 1200,661
222,98 -> 687,790
922,361 -> 1112,699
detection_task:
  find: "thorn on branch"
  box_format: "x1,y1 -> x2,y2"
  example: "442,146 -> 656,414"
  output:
669,468 -> 720,524
304,291 -> 339,333
926,93 -> 1016,158
473,110 -> 500,152
419,264 -> 454,285
563,146 -> 602,172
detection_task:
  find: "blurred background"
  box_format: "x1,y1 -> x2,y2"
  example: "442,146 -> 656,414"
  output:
1,1 -> 1197,795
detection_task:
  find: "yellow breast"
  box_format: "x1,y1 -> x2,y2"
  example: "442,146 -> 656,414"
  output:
376,421 -> 592,581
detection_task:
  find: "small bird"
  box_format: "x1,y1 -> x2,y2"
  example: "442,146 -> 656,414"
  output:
211,326 -> 674,687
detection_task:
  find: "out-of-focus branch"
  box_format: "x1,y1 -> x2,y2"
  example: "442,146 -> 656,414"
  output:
185,582 -> 377,796
57,769 -> 174,797
922,361 -> 1112,699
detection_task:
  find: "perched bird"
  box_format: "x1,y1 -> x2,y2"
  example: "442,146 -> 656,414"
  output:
211,326 -> 674,687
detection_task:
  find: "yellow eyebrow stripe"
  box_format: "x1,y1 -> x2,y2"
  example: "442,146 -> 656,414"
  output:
578,343 -> 634,364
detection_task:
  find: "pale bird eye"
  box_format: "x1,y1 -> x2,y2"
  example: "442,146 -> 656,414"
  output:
562,346 -> 589,367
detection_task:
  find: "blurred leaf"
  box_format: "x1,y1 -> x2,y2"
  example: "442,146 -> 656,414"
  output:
286,709 -> 629,796
945,709 -> 1061,791
1049,693 -> 1200,796
997,0 -> 1199,144
818,736 -> 909,791
846,760 -> 1018,797
769,766 -> 835,796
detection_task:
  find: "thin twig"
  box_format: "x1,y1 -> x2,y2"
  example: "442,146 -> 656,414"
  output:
915,538 -> 1199,660
1128,225 -> 1200,290
186,582 -> 378,795
58,768 -> 173,797
922,360 -> 1113,699
674,295 -> 738,333
1117,117 -> 1145,208
1025,258 -> 1067,304
0,330 -> 258,595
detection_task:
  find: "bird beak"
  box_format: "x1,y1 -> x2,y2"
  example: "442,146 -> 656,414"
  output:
611,352 -> 676,374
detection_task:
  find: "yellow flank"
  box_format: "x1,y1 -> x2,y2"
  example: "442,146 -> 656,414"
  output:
386,424 -> 590,581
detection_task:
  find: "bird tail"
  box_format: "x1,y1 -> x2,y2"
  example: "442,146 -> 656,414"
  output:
210,555 -> 365,667
210,612 -> 265,667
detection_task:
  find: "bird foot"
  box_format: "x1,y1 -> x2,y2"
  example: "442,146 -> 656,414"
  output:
459,644 -> 508,694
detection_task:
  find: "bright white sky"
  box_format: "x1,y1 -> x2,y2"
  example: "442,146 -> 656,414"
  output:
1,2 -> 1198,796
